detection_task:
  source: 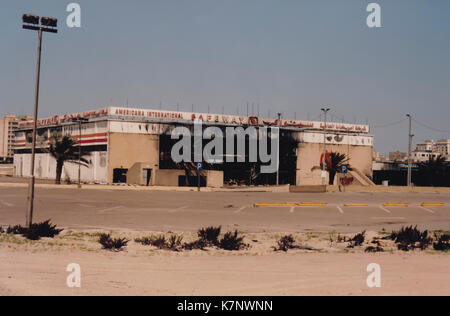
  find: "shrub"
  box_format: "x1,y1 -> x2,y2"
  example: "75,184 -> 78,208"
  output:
167,235 -> 183,251
7,225 -> 28,235
135,234 -> 183,251
385,226 -> 432,251
347,231 -> 366,248
365,246 -> 384,253
98,234 -> 129,250
433,234 -> 450,251
134,236 -> 155,246
182,239 -> 207,251
6,220 -> 62,240
337,234 -> 348,243
274,235 -> 297,252
151,235 -> 167,249
198,226 -> 221,246
219,230 -> 249,251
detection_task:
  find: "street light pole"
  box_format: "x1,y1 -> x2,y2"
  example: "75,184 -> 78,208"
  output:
23,14 -> 57,228
26,28 -> 42,228
406,114 -> 414,187
276,113 -> 282,186
321,108 -> 330,186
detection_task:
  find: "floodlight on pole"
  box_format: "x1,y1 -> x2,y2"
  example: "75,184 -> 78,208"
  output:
22,13 -> 58,228
22,14 -> 40,25
40,17 -> 58,28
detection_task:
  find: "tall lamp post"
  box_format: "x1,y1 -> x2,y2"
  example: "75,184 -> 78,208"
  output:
406,114 -> 414,187
321,108 -> 330,186
276,113 -> 282,186
23,14 -> 58,228
71,118 -> 89,188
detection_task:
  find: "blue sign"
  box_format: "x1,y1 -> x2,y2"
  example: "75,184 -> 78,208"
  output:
197,162 -> 203,171
341,165 -> 349,174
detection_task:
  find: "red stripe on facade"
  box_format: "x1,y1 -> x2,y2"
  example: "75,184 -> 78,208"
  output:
78,138 -> 108,144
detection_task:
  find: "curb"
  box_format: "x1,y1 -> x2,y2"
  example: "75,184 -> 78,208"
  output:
253,202 -> 328,208
383,203 -> 409,207
421,202 -> 445,207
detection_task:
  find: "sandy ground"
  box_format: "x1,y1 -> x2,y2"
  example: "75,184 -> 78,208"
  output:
0,229 -> 449,296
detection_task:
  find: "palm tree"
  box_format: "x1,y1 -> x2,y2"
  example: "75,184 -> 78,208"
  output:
47,136 -> 91,184
324,152 -> 349,185
419,155 -> 447,187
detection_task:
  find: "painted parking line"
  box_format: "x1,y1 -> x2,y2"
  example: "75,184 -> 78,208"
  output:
383,203 -> 409,207
297,202 -> 328,207
169,206 -> 189,213
418,206 -> 435,214
97,205 -> 124,213
379,206 -> 392,214
0,201 -> 15,207
234,206 -> 247,214
254,203 -> 297,207
421,202 -> 445,207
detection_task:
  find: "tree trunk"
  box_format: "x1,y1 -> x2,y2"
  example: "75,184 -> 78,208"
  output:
56,160 -> 64,185
329,170 -> 336,185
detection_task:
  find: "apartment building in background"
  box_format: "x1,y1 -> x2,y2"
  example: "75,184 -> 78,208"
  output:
0,114 -> 33,163
413,139 -> 450,162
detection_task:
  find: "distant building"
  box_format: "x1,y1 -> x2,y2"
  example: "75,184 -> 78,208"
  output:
389,151 -> 407,162
373,151 -> 388,162
413,139 -> 450,162
435,139 -> 450,158
416,140 -> 434,152
0,114 -> 32,163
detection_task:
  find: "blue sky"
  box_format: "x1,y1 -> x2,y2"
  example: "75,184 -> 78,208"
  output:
1,0 -> 449,154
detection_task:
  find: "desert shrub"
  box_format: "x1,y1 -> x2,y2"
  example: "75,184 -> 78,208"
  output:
219,230 -> 249,251
198,226 -> 221,246
433,234 -> 450,251
151,235 -> 167,249
135,234 -> 183,251
337,234 -> 348,243
134,236 -> 155,246
167,235 -> 184,251
7,225 -> 28,235
135,235 -> 165,248
274,235 -> 297,252
347,231 -> 366,248
384,226 -> 432,251
365,246 -> 384,253
98,234 -> 129,250
6,220 -> 62,240
182,239 -> 207,250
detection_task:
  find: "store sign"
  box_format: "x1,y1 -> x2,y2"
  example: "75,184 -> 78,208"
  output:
18,106 -> 370,133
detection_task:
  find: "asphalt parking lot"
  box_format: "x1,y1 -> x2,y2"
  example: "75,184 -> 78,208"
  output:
0,186 -> 449,233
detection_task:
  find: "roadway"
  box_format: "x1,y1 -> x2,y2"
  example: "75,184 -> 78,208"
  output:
0,186 -> 449,233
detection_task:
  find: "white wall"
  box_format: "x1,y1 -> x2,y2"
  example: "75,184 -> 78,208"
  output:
14,151 -> 108,184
